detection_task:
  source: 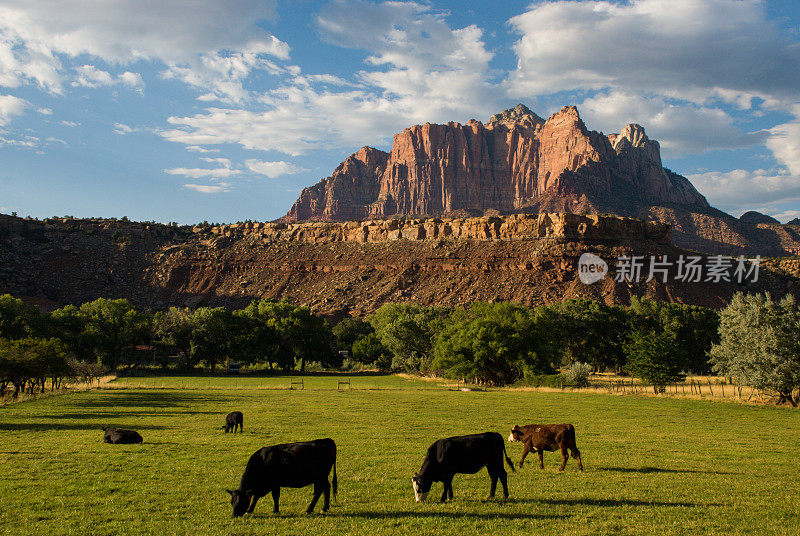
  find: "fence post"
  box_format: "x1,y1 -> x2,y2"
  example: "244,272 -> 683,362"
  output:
707,380 -> 714,397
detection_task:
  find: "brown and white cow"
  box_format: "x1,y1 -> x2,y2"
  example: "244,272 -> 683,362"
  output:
508,423 -> 583,471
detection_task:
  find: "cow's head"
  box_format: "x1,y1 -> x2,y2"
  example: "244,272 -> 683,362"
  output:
226,489 -> 251,517
411,473 -> 430,503
508,425 -> 523,442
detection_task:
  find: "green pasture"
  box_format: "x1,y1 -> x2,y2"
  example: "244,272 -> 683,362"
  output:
0,374 -> 798,536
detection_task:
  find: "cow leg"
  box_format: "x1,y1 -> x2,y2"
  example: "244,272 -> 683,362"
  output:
489,471 -> 498,498
572,448 -> 584,471
440,476 -> 453,503
246,495 -> 260,514
307,482 -> 323,514
499,470 -> 509,499
559,445 -> 569,471
271,487 -> 280,513
538,450 -> 544,469
519,441 -> 531,468
322,480 -> 331,512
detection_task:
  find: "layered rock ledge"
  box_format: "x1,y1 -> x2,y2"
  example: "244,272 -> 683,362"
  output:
202,213 -> 671,245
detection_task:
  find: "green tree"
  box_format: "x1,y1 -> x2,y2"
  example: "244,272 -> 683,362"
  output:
0,294 -> 43,339
551,299 -> 628,371
152,307 -> 194,368
624,330 -> 685,393
190,307 -> 236,370
710,293 -> 800,406
79,298 -> 150,369
49,305 -> 93,361
431,302 -> 558,385
370,303 -> 450,372
627,297 -> 719,374
351,334 -> 392,370
241,299 -> 336,371
333,318 -> 374,353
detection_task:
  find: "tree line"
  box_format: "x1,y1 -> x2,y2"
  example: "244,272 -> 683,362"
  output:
1,292 -> 797,405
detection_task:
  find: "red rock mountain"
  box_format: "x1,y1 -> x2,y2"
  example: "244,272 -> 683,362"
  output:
284,104 -> 708,219
283,105 -> 800,255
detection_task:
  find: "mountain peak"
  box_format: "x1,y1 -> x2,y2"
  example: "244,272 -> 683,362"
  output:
487,103 -> 545,127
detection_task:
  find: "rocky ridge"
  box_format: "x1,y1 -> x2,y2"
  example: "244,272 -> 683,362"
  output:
3,213 -> 799,316
283,105 -> 800,256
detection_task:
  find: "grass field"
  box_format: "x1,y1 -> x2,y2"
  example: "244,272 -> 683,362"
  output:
1,374 -> 798,536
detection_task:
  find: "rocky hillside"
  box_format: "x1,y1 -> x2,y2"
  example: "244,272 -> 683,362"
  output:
3,213 -> 799,315
283,104 -> 800,256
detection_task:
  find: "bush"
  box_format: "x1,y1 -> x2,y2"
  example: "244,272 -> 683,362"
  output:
564,362 -> 592,387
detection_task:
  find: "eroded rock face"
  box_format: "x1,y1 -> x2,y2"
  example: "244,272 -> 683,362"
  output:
210,213 -> 671,246
282,105 -> 710,223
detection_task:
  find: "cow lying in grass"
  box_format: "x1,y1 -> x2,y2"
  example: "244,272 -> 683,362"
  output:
224,411 -> 243,433
102,427 -> 143,444
508,423 -> 583,471
227,438 -> 337,517
412,432 -> 515,503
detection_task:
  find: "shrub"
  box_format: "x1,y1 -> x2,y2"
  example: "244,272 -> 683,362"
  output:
564,362 -> 592,387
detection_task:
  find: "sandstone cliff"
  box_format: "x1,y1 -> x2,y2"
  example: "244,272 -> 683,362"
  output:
283,104 -> 798,256
3,213 -> 800,316
284,104 -> 709,221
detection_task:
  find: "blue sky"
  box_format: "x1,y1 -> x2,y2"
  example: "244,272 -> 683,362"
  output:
1,0 -> 799,224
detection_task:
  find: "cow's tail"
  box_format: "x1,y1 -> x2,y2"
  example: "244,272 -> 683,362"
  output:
332,458 -> 338,496
503,440 -> 516,472
569,425 -> 581,459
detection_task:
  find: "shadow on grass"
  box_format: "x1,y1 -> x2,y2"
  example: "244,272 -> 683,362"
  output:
69,390 -> 236,408
254,510 -> 568,521
0,422 -> 166,432
598,466 -> 735,475
529,498 -> 711,508
35,410 -> 223,420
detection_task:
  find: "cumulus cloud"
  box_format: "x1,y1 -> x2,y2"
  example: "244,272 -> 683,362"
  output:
72,65 -> 145,93
164,166 -> 242,179
244,159 -> 306,178
0,1 -> 283,93
161,39 -> 289,103
689,169 -> 800,212
507,0 -> 800,106
580,92 -> 761,156
161,1 -> 500,155
0,94 -> 28,125
766,118 -> 800,176
184,182 -> 231,194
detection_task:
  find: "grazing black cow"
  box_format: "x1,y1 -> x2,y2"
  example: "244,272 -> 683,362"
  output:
102,427 -> 143,444
411,432 -> 515,503
227,438 -> 337,517
224,411 -> 244,433
508,423 -> 583,471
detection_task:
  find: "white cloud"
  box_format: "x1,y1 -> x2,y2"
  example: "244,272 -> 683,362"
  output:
0,1 -> 282,93
112,122 -> 134,135
766,118 -> 800,176
61,120 -> 80,127
186,145 -> 218,153
244,159 -> 306,178
0,94 -> 28,125
0,133 -> 39,147
161,1 -> 500,155
507,0 -> 800,105
580,92 -> 761,156
183,182 -> 231,194
161,39 -> 288,103
72,64 -> 145,93
689,169 -> 800,211
164,166 -> 242,179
